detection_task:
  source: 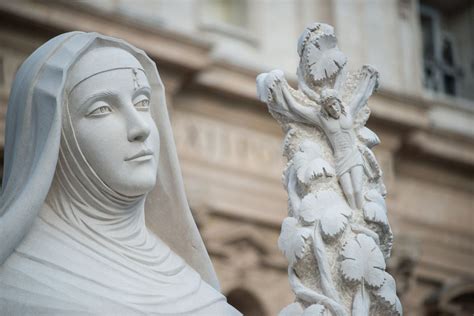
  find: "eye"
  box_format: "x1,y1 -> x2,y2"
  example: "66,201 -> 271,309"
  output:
87,105 -> 112,117
134,98 -> 150,111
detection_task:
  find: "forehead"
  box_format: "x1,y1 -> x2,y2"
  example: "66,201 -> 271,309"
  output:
67,69 -> 151,115
73,67 -> 149,87
69,68 -> 149,97
324,97 -> 339,104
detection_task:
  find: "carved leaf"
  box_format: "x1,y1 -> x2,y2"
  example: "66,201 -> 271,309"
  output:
363,189 -> 389,227
341,234 -> 386,288
279,302 -> 304,316
305,34 -> 347,82
299,190 -> 352,238
357,127 -> 380,148
361,64 -> 380,91
359,146 -> 383,181
352,285 -> 370,316
302,304 -> 326,316
294,140 -> 335,184
375,272 -> 403,315
278,217 -> 312,265
256,69 -> 285,103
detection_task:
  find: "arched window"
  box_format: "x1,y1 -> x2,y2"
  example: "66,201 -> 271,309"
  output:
424,281 -> 474,315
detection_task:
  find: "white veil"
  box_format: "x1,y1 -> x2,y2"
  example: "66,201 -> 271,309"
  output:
0,32 -> 219,290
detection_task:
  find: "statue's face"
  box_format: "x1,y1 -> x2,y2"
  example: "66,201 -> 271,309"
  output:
68,68 -> 159,196
324,98 -> 342,119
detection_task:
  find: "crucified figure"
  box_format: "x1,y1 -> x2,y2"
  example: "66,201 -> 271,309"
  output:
257,66 -> 378,209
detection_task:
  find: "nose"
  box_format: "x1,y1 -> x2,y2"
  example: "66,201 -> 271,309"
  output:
127,111 -> 151,142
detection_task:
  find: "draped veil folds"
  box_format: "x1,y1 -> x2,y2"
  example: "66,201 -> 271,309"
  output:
0,32 -> 230,314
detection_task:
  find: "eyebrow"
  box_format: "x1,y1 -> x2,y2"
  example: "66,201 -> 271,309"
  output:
133,85 -> 151,97
79,90 -> 117,110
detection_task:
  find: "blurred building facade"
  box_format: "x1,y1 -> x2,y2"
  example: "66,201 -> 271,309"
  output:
0,1 -> 473,315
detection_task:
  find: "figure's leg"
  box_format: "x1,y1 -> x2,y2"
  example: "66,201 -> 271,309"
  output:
351,165 -> 364,209
339,173 -> 356,209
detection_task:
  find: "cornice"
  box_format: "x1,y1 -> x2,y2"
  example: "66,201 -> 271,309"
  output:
0,1 -> 212,72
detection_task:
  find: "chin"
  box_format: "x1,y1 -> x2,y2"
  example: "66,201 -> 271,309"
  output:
113,173 -> 157,196
122,182 -> 156,196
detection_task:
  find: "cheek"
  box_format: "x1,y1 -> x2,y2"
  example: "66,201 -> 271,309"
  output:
71,114 -> 159,195
74,118 -> 127,174
147,120 -> 160,163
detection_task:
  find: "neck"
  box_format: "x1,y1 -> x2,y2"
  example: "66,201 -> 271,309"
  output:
41,174 -> 168,268
44,173 -> 150,246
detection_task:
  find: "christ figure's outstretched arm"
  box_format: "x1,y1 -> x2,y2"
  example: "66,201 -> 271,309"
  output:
348,65 -> 379,118
258,70 -> 322,127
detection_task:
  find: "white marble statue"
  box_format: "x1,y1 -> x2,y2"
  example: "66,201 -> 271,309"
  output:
257,23 -> 401,316
0,32 -> 240,316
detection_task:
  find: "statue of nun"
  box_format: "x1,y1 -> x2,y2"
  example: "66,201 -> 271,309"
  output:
0,32 -> 241,315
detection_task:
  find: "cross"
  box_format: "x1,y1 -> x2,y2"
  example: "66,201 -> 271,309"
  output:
132,68 -> 140,90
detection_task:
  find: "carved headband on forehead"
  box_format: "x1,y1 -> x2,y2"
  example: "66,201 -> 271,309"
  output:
67,46 -> 146,93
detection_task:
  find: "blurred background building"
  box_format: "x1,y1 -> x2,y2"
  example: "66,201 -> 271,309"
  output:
0,0 -> 473,315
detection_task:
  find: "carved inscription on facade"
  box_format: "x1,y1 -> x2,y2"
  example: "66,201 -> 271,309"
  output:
173,111 -> 284,179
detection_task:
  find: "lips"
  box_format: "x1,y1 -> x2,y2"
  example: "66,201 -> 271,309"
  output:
125,148 -> 154,161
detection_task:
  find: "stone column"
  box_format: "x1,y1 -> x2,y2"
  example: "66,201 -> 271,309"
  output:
256,23 -> 402,316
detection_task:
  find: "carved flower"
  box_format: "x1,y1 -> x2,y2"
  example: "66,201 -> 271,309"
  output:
304,34 -> 347,83
278,217 -> 312,265
341,234 -> 386,288
293,140 -> 335,184
375,272 -> 403,315
299,190 -> 352,238
363,189 -> 389,228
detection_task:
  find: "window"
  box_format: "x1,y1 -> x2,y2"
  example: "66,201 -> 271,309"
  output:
201,0 -> 248,29
198,0 -> 256,47
418,0 -> 474,100
420,5 -> 461,96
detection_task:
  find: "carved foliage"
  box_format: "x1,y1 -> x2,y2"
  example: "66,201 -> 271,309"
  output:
303,304 -> 327,316
278,217 -> 312,266
341,234 -> 386,288
375,273 -> 403,315
279,302 -> 327,316
363,189 -> 389,228
279,302 -> 304,316
299,191 -> 352,239
294,140 -> 335,184
305,33 -> 347,83
258,22 -> 401,316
